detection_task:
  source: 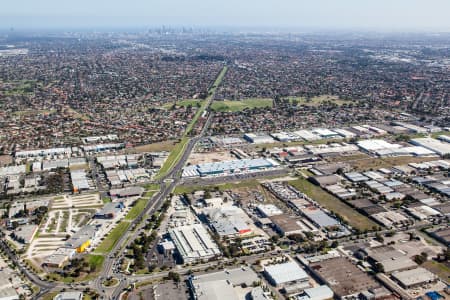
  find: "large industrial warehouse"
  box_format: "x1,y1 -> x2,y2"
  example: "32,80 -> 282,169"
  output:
169,224 -> 221,263
182,158 -> 279,177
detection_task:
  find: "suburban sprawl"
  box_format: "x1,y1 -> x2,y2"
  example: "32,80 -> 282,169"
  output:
0,29 -> 449,300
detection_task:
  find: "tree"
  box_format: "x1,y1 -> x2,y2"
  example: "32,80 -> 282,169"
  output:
374,262 -> 384,273
413,254 -> 426,265
168,271 -> 180,283
374,233 -> 384,243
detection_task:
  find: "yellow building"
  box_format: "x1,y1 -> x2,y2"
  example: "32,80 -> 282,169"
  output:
65,225 -> 96,253
76,239 -> 91,253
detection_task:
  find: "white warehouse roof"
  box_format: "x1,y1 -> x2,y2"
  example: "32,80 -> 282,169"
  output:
411,138 -> 450,156
264,261 -> 309,285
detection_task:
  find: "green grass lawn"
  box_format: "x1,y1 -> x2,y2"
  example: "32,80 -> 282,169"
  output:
86,254 -> 105,270
41,292 -> 58,300
94,221 -> 130,253
211,98 -> 273,112
162,99 -> 205,109
143,183 -> 160,191
45,254 -> 105,284
287,95 -> 353,106
125,191 -> 157,220
210,95 -> 352,112
431,131 -> 450,138
128,140 -> 176,153
155,137 -> 189,179
289,177 -> 377,231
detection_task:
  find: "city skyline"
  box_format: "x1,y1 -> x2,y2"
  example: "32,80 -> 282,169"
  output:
1,0 -> 450,31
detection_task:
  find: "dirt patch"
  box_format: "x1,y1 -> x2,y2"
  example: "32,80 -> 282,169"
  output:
0,155 -> 13,166
188,150 -> 236,165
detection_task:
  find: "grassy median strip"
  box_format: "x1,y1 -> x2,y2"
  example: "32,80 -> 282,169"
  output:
156,66 -> 228,179
185,66 -> 228,135
155,137 -> 189,179
125,191 -> 157,220
289,177 -> 377,231
94,221 -> 130,253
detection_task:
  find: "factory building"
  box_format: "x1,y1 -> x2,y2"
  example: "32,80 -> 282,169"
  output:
190,268 -> 259,300
182,158 -> 278,177
243,133 -> 275,144
264,261 -> 310,291
410,138 -> 450,156
169,224 -> 221,264
392,267 -> 438,289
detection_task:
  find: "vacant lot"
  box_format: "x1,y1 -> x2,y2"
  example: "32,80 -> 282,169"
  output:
174,179 -> 262,195
129,140 -> 175,153
287,95 -> 353,106
289,177 -> 377,231
188,150 -> 235,165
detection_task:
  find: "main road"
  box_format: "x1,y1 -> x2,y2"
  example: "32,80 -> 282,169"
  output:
98,66 -> 228,299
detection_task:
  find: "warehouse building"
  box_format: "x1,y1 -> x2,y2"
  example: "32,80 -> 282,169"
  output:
53,292 -> 83,300
206,207 -> 252,237
71,169 -> 90,192
190,268 -> 259,300
371,211 -> 412,228
333,128 -> 356,139
428,227 -> 450,246
357,139 -> 402,153
43,248 -> 75,268
109,186 -> 144,198
309,257 -> 382,299
410,138 -> 450,156
362,246 -> 418,274
271,131 -> 301,142
15,147 -> 72,158
309,174 -> 341,187
243,133 -> 275,144
394,122 -> 428,133
256,204 -> 283,217
297,285 -> 334,300
311,128 -> 341,139
264,261 -> 310,289
294,130 -> 321,141
437,135 -> 450,143
301,207 -> 339,229
169,224 -> 221,264
182,158 -> 278,177
392,267 -> 438,289
269,214 -> 304,236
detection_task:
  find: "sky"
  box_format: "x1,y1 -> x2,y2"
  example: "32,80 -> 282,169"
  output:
1,0 -> 450,31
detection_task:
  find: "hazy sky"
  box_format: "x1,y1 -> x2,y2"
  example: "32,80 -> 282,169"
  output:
1,0 -> 450,31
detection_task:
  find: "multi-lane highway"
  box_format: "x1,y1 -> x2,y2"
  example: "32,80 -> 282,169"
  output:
97,66 -> 228,299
